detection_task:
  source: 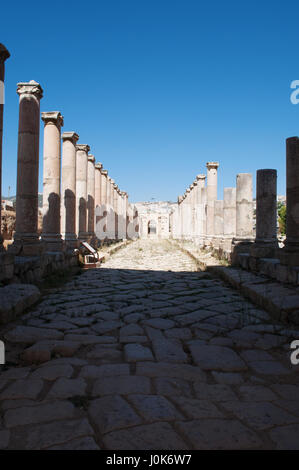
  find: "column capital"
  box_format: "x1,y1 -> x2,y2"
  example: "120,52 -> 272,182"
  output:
17,80 -> 43,99
88,154 -> 95,163
101,169 -> 108,176
76,144 -> 90,153
0,44 -> 10,62
196,174 -> 206,180
62,131 -> 79,144
206,161 -> 219,170
178,195 -> 183,204
41,111 -> 64,127
95,162 -> 103,170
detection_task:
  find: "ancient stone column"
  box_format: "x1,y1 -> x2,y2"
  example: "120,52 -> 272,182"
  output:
113,183 -> 119,240
76,144 -> 90,241
206,162 -> 219,241
0,44 -> 10,248
95,163 -> 102,209
191,181 -> 197,238
222,187 -> 236,254
194,174 -> 205,242
41,111 -> 64,251
87,154 -> 95,242
12,81 -> 43,256
106,177 -> 115,239
101,170 -> 108,206
251,169 -> 278,258
280,137 -> 299,266
118,191 -> 126,239
213,200 -> 223,248
61,131 -> 79,249
235,173 -> 253,239
200,187 -> 207,245
185,188 -> 192,239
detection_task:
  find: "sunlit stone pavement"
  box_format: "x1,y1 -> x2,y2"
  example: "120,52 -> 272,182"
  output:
1,239 -> 299,450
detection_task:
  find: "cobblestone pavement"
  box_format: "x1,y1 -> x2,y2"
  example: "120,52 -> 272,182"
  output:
1,239 -> 299,450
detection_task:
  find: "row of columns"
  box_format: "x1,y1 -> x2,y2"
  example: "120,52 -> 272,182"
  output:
5,79 -> 131,256
174,152 -> 299,269
173,161 -> 256,256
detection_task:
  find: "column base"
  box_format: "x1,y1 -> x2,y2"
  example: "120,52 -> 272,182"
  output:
78,232 -> 89,243
41,234 -> 64,252
9,234 -> 45,257
62,234 -> 79,250
231,237 -> 254,265
279,248 -> 299,267
250,241 -> 278,259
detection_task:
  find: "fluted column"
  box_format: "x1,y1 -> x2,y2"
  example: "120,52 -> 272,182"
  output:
61,131 -> 79,249
206,162 -> 219,242
41,111 -> 64,251
12,81 -> 43,256
0,44 -> 10,249
76,144 -> 90,241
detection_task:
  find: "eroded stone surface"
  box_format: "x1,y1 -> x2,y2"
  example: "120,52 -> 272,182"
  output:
1,239 -> 298,450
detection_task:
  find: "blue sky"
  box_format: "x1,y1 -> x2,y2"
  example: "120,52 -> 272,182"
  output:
1,0 -> 299,202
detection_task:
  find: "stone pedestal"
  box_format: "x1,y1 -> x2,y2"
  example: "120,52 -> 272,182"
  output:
76,144 -> 90,241
41,111 -> 64,252
12,81 -> 44,256
0,44 -> 10,250
61,132 -> 79,249
251,169 -> 278,258
87,154 -> 95,242
280,137 -> 299,266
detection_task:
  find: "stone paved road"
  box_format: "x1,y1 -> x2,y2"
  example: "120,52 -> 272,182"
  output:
1,239 -> 299,449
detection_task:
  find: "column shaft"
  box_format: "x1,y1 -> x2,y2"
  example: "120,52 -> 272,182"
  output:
76,144 -> 90,241
235,173 -> 253,239
87,154 -> 95,241
206,162 -> 219,239
0,44 -> 10,248
61,132 -> 79,248
280,137 -> 299,265
13,80 -> 43,256
41,111 -> 64,251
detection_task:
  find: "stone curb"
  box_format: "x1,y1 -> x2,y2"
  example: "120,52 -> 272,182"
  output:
170,239 -> 299,326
